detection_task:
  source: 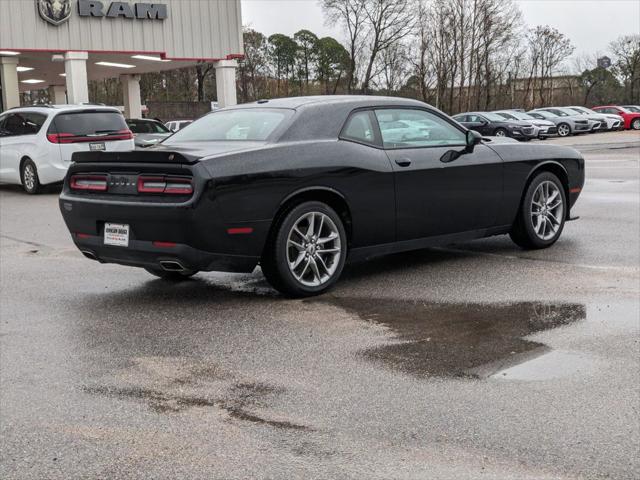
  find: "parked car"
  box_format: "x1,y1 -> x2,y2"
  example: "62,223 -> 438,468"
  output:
528,109 -> 590,137
165,120 -> 193,132
565,106 -> 622,131
493,110 -> 557,138
534,107 -> 604,133
59,96 -> 584,297
452,111 -> 538,140
621,105 -> 640,113
592,106 -> 640,130
0,105 -> 134,194
126,118 -> 173,148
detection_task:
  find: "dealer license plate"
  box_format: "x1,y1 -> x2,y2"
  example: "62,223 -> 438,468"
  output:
104,223 -> 129,247
90,142 -> 106,151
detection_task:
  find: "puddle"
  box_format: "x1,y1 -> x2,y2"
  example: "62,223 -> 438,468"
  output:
491,350 -> 603,381
318,298 -> 586,379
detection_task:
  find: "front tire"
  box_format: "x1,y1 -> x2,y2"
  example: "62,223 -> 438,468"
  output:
631,118 -> 640,130
261,201 -> 347,297
494,128 -> 508,137
557,123 -> 571,137
509,172 -> 567,249
21,159 -> 41,194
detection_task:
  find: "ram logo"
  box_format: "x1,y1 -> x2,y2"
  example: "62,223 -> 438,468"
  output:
37,0 -> 72,26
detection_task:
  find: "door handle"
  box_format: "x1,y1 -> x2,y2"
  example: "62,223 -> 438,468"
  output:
395,158 -> 412,167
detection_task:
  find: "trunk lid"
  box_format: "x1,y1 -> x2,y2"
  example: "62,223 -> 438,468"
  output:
71,141 -> 267,164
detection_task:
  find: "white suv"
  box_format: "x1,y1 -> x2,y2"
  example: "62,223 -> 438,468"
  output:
0,105 -> 135,194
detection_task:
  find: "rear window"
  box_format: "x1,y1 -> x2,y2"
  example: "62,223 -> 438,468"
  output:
164,108 -> 291,143
50,111 -> 128,136
127,120 -> 170,134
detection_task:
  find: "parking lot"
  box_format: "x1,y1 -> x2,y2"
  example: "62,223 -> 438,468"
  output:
1,130 -> 639,479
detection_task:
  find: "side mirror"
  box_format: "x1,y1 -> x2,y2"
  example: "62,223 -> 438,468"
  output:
466,130 -> 482,151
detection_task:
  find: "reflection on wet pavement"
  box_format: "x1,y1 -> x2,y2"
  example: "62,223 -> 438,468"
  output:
319,298 -> 586,379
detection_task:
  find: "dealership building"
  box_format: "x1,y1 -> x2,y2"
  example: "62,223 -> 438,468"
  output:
0,0 -> 243,116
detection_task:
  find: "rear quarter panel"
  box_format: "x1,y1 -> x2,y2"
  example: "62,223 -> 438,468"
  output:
200,139 -> 396,249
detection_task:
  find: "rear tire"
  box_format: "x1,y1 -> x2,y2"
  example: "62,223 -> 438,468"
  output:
144,267 -> 197,280
509,171 -> 567,249
261,201 -> 347,297
20,159 -> 41,194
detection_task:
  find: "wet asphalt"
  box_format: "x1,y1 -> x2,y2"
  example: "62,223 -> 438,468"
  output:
1,131 -> 639,479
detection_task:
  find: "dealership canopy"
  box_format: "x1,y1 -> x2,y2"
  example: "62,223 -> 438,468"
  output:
0,0 -> 243,116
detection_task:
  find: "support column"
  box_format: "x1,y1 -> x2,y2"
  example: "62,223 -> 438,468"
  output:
120,74 -> 142,119
64,51 -> 89,104
213,60 -> 238,108
49,85 -> 67,105
0,56 -> 20,110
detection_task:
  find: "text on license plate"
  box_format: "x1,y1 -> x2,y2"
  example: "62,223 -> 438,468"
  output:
104,223 -> 129,247
90,142 -> 106,151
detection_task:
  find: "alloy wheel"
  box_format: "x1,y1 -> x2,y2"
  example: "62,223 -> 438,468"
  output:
557,124 -> 570,137
495,129 -> 506,137
632,119 -> 640,130
286,211 -> 342,287
23,164 -> 36,191
531,181 -> 564,241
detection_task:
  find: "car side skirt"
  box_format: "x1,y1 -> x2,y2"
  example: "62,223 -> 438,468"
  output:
347,225 -> 512,263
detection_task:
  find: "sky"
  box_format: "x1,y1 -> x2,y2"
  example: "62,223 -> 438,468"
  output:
241,0 -> 640,59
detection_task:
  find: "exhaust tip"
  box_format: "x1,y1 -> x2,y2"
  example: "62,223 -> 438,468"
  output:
159,260 -> 187,272
80,250 -> 98,261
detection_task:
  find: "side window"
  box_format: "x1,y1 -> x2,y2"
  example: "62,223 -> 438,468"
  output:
22,113 -> 47,134
375,108 -> 466,149
3,113 -> 26,135
453,115 -> 468,123
341,111 -> 377,145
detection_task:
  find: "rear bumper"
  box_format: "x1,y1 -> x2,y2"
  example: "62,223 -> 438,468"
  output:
72,234 -> 258,273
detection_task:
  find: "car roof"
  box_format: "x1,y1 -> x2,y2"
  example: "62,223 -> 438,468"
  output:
3,104 -> 121,115
229,95 -> 427,111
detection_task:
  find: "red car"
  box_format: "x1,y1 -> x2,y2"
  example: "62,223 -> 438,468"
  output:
592,105 -> 640,130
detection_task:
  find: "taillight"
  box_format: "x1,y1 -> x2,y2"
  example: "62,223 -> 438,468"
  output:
114,129 -> 134,140
47,133 -> 75,143
137,176 -> 193,195
47,129 -> 133,143
70,174 -> 108,191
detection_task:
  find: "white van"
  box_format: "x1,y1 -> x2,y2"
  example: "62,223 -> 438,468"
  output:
0,105 -> 135,193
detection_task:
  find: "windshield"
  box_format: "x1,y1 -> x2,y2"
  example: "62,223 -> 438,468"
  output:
509,111 -> 535,121
483,112 -> 509,122
495,112 -> 518,120
164,108 -> 292,143
127,120 -> 170,134
531,111 -> 558,119
550,108 -> 576,117
569,107 -> 588,115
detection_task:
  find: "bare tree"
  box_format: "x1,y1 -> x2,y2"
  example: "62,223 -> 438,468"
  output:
359,0 -> 415,94
321,0 -> 367,92
610,34 -> 640,103
526,26 -> 575,106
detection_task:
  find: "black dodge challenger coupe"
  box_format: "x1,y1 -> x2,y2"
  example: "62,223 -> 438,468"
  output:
59,96 -> 584,296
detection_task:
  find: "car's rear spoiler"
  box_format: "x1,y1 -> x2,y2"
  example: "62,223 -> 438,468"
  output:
71,150 -> 201,164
